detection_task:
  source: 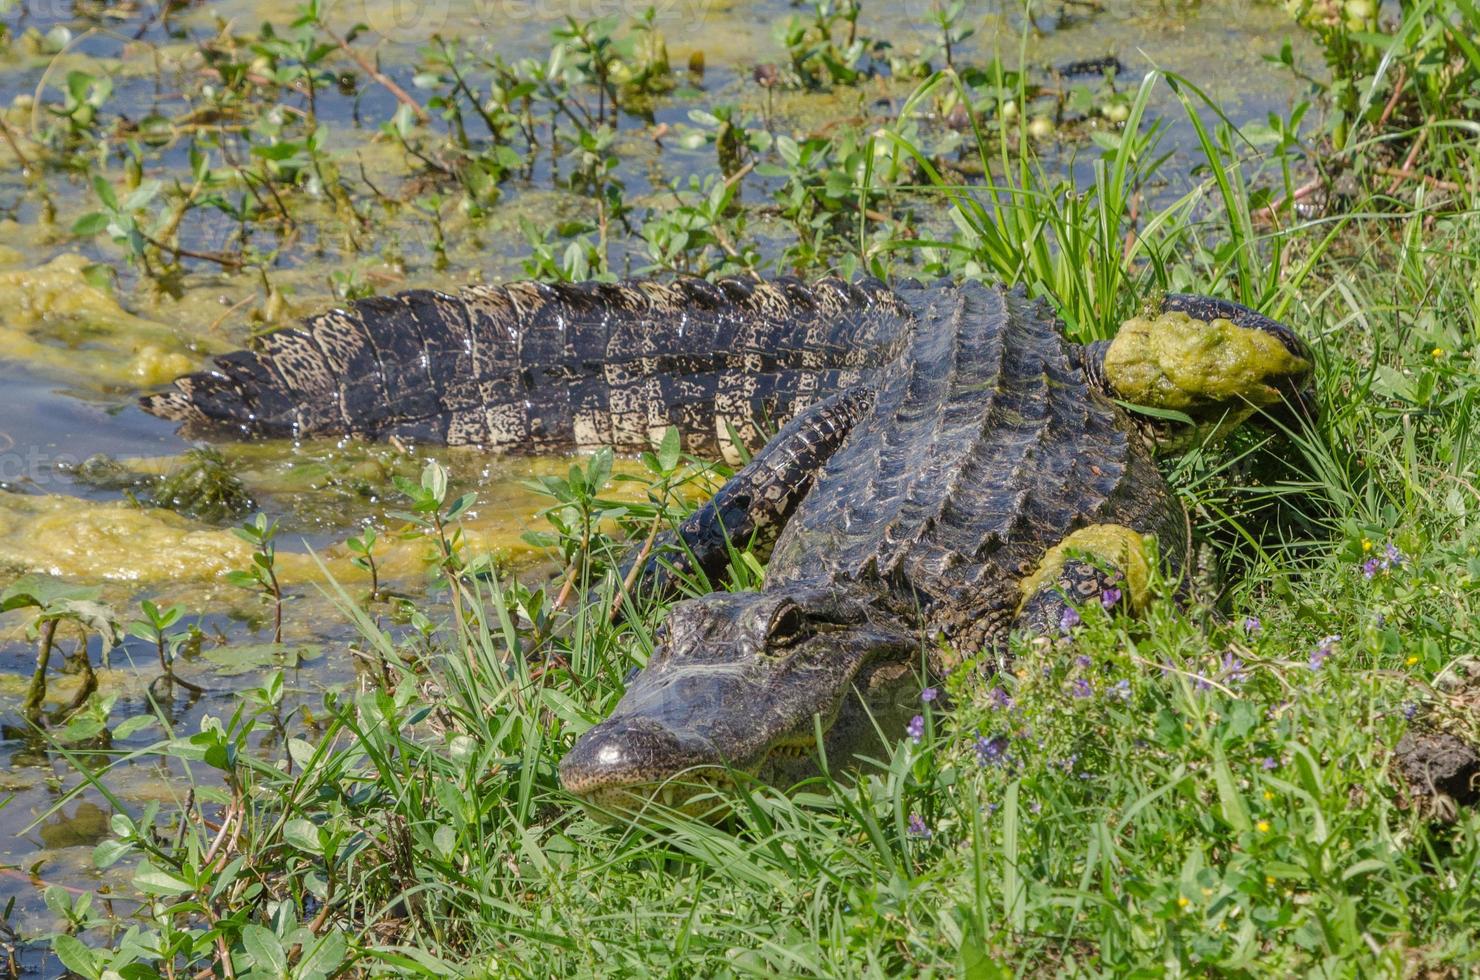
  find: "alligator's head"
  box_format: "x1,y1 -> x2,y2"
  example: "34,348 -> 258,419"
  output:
559,588 -> 920,822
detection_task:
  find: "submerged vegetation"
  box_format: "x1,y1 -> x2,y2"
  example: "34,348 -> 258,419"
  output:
0,0 -> 1479,974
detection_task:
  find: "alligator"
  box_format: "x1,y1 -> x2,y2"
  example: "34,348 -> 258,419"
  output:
142,276 -> 1316,820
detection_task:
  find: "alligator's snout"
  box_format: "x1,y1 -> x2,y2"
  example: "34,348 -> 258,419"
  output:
559,589 -> 919,823
558,716 -> 726,814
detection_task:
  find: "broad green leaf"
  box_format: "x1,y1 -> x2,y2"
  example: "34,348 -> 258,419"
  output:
1211,746 -> 1252,832
1,574 -> 99,611
283,818 -> 322,855
421,461 -> 448,502
657,425 -> 682,472
241,924 -> 287,976
92,837 -> 133,869
51,935 -> 101,979
132,860 -> 193,896
91,174 -> 118,210
296,927 -> 348,979
112,714 -> 158,739
71,211 -> 111,236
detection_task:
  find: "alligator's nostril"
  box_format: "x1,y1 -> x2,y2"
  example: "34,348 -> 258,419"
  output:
587,724 -> 657,769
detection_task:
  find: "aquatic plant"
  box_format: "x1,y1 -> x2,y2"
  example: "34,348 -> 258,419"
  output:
150,448 -> 256,524
1,575 -> 120,726
226,514 -> 287,645
126,600 -> 203,695
345,525 -> 382,603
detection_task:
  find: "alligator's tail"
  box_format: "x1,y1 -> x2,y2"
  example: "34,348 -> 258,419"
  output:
141,277 -> 909,457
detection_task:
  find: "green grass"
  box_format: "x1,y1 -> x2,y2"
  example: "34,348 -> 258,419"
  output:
22,0 -> 1480,975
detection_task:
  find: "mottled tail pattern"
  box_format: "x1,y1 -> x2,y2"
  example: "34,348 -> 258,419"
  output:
141,277 -> 910,458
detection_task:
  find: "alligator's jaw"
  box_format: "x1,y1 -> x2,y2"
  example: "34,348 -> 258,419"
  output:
571,769 -> 741,824
565,667 -> 917,825
559,591 -> 919,824
558,716 -> 739,822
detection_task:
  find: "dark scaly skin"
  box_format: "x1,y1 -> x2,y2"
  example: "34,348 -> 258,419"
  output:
619,385 -> 878,597
141,276 -> 1314,822
142,277 -> 909,460
761,284 -> 1190,651
559,283 -> 1312,820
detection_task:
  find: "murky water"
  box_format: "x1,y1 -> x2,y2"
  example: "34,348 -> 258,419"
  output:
0,0 -> 1318,956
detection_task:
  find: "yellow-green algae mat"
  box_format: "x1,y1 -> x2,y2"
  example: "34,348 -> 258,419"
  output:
0,251 -> 205,387
0,251 -> 699,601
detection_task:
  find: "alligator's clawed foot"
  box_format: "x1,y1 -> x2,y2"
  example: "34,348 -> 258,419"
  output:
1013,524 -> 1150,636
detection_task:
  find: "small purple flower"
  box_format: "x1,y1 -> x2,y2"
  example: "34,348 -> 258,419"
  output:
907,714 -> 925,743
1364,542 -> 1407,580
1107,678 -> 1131,701
920,687 -> 938,703
1075,654 -> 1092,668
1261,756 -> 1278,770
975,734 -> 1008,766
1059,606 -> 1081,632
1101,586 -> 1122,610
1220,652 -> 1248,686
1308,634 -> 1340,670
1192,673 -> 1213,692
988,686 -> 1015,711
908,814 -> 931,838
1242,616 -> 1262,637
1402,702 -> 1418,720
1071,677 -> 1094,699
1029,800 -> 1042,815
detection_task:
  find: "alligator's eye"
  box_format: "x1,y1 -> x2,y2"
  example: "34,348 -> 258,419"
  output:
767,602 -> 810,647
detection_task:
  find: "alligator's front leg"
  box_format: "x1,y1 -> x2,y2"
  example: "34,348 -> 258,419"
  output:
1011,524 -> 1152,636
615,385 -> 876,610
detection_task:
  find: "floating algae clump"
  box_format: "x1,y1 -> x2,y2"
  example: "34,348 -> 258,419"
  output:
0,490 -> 255,583
0,254 -> 199,387
64,449 -> 254,523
